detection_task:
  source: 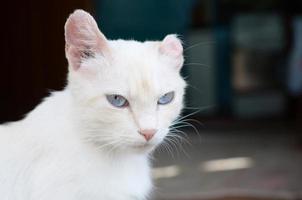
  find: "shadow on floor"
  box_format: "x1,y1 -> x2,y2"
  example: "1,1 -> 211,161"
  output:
152,122 -> 302,200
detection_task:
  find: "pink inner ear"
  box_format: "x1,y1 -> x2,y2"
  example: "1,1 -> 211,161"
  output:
160,35 -> 183,57
65,10 -> 99,49
65,10 -> 109,71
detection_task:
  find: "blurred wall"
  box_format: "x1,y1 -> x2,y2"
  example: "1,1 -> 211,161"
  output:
0,0 -> 92,123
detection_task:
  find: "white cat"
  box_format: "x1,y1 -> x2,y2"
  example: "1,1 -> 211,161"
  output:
0,10 -> 186,200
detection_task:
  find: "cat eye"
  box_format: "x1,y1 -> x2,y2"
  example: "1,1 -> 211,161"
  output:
158,91 -> 175,105
106,95 -> 129,108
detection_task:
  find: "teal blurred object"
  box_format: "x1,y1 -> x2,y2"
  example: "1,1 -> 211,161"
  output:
94,0 -> 194,41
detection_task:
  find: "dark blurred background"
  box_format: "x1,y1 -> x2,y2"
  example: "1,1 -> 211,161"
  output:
1,0 -> 302,200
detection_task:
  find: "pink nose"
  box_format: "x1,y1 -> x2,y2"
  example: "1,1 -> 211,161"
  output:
139,129 -> 157,141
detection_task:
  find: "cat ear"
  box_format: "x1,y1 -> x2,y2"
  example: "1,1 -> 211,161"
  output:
159,34 -> 184,69
65,9 -> 110,71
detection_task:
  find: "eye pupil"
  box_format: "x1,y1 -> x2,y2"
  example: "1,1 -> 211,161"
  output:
106,95 -> 129,108
158,91 -> 175,105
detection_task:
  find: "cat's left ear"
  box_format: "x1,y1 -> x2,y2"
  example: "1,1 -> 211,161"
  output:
159,34 -> 184,70
65,10 -> 110,71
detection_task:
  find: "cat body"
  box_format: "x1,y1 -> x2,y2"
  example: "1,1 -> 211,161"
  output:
0,10 -> 185,200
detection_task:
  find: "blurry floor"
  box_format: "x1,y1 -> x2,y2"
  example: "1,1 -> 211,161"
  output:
152,123 -> 302,200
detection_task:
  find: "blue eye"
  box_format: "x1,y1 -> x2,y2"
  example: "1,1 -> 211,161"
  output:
158,91 -> 175,105
106,95 -> 129,108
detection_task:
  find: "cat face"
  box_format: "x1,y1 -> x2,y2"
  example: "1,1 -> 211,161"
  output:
65,10 -> 186,153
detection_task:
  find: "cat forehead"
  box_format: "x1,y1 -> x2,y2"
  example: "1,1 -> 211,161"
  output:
97,40 -> 179,96
109,40 -> 158,59
108,39 -> 167,79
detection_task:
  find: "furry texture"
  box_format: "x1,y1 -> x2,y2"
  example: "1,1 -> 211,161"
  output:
0,10 -> 186,200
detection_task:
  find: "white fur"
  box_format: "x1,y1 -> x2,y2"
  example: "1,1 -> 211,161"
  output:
0,10 -> 186,200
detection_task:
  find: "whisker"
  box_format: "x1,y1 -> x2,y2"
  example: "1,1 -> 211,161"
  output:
165,136 -> 180,156
173,109 -> 202,123
186,84 -> 204,95
180,118 -> 205,128
183,63 -> 211,69
184,41 -> 215,52
168,131 -> 190,145
160,139 -> 175,158
166,133 -> 190,158
174,121 -> 200,138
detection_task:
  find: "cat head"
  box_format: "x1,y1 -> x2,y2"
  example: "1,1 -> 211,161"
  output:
65,10 -> 186,154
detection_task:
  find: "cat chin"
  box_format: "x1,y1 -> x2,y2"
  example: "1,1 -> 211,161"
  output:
129,144 -> 157,154
114,141 -> 159,154
131,142 -> 157,151
90,140 -> 159,154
